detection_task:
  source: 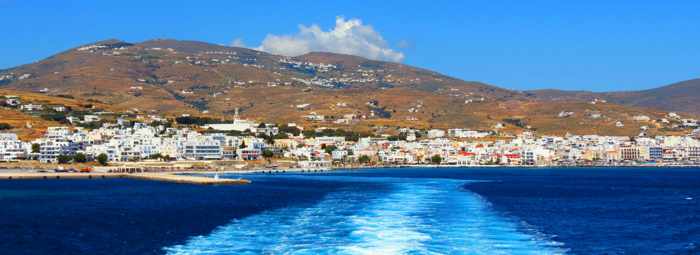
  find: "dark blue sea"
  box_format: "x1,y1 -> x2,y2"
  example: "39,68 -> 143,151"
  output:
1,168 -> 699,254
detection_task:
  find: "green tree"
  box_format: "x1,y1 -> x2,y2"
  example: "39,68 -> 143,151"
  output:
57,154 -> 72,164
324,145 -> 337,154
279,125 -> 301,136
149,121 -> 171,128
398,132 -> 408,141
302,130 -> 316,138
40,113 -> 67,122
31,143 -> 40,153
258,134 -> 275,145
148,153 -> 163,160
262,149 -> 274,163
431,155 -> 442,165
97,153 -> 109,166
77,121 -> 102,130
223,130 -> 243,136
73,153 -> 87,163
358,155 -> 371,164
273,132 -> 289,139
175,116 -> 219,126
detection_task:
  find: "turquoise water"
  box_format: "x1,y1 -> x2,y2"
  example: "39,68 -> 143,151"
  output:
1,168 -> 699,254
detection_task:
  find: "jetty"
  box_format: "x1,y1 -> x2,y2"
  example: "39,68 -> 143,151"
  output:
0,172 -> 251,185
128,173 -> 251,185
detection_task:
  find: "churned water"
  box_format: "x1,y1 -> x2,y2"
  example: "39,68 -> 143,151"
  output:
1,168 -> 699,254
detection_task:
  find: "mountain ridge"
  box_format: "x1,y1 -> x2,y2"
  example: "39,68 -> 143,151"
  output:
526,78 -> 700,115
0,38 -> 696,137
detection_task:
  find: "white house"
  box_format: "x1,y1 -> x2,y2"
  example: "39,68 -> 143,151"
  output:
304,113 -> 325,121
83,115 -> 101,123
682,119 -> 699,128
314,136 -> 346,147
51,105 -> 67,112
0,133 -> 26,161
203,119 -> 258,132
20,104 -> 43,111
632,115 -> 651,122
3,96 -> 20,107
331,150 -> 348,161
427,129 -> 446,139
448,129 -> 490,138
37,127 -> 78,163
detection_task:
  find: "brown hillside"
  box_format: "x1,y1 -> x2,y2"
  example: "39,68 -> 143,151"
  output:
0,39 -> 693,137
527,79 -> 700,115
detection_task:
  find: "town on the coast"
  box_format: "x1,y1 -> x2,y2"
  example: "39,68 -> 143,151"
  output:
1,94 -> 700,171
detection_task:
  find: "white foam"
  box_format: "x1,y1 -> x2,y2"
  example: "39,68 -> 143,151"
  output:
339,182 -> 437,254
163,177 -> 567,254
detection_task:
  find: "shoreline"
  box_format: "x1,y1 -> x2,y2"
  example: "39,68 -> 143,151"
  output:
1,162 -> 699,180
2,158 -> 700,173
201,163 -> 700,176
0,171 -> 251,185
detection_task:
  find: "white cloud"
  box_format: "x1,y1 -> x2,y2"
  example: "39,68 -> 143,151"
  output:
256,17 -> 405,62
230,38 -> 246,47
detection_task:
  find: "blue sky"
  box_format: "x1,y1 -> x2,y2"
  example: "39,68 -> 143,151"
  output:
1,0 -> 698,91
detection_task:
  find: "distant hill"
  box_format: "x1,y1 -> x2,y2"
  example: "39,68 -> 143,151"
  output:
0,39 -> 695,136
605,79 -> 700,114
527,79 -> 700,115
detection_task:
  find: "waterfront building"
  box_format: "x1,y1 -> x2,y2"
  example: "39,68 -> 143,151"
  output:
0,133 -> 26,161
2,115 -> 697,166
689,147 -> 700,161
331,150 -> 348,161
649,147 -> 663,161
238,148 -> 262,160
38,139 -> 77,163
298,160 -> 332,168
181,136 -> 222,160
38,127 -> 78,163
604,148 -> 621,162
620,146 -> 641,161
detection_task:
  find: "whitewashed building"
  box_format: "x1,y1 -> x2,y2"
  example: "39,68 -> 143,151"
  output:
181,135 -> 222,160
0,133 -> 26,161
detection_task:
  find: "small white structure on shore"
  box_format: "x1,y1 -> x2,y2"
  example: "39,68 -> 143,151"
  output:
204,119 -> 257,132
